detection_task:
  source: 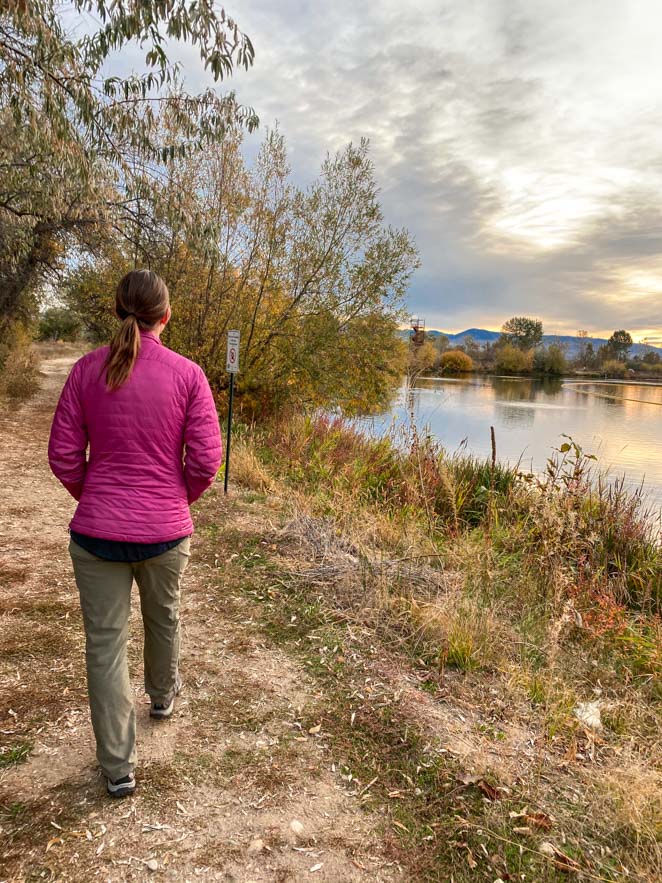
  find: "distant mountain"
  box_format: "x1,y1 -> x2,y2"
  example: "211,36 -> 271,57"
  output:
400,327 -> 662,357
436,328 -> 502,345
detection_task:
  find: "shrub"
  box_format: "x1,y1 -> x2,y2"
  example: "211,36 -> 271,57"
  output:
533,344 -> 567,375
495,343 -> 532,374
440,350 -> 473,374
601,359 -> 627,378
0,326 -> 40,399
0,340 -> 39,398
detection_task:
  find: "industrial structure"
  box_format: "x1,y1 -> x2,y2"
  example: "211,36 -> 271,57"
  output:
410,317 -> 426,346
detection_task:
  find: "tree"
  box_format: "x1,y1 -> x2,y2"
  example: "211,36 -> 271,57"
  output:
64,133 -> 419,416
500,317 -> 543,351
0,1 -> 258,336
533,344 -> 567,375
461,335 -> 482,361
574,330 -> 591,369
581,342 -> 598,370
409,340 -> 438,375
1,2 -> 256,161
607,330 -> 633,362
38,307 -> 81,341
495,344 -> 532,374
433,334 -> 450,356
440,350 -> 473,374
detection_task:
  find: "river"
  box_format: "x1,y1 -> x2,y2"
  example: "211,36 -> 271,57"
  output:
355,376 -> 662,510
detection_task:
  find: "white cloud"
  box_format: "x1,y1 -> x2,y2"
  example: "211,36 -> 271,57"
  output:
110,0 -> 662,338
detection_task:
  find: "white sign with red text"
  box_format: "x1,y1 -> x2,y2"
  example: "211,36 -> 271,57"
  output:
226,330 -> 240,373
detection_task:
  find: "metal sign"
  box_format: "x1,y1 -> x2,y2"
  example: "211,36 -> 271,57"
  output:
226,330 -> 240,373
224,330 -> 240,494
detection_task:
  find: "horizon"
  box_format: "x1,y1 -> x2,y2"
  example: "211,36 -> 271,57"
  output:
398,323 -> 659,345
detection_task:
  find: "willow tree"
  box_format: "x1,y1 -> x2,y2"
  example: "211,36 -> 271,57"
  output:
0,0 -> 257,339
65,130 -> 417,415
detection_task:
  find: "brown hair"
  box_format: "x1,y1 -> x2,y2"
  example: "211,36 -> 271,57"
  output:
104,269 -> 169,390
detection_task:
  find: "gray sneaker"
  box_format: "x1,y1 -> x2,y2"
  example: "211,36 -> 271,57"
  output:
150,674 -> 182,721
107,773 -> 136,798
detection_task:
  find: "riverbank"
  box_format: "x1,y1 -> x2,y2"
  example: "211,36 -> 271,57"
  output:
1,355 -> 660,881
372,374 -> 662,512
228,412 -> 661,880
427,370 -> 662,383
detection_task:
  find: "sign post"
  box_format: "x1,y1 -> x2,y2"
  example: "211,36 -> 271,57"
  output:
224,330 -> 240,494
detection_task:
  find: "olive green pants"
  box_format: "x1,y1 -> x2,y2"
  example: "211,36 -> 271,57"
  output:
69,538 -> 191,781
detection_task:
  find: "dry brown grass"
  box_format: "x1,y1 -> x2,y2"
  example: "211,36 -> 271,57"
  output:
230,437 -> 278,492
33,340 -> 91,360
601,765 -> 662,854
227,425 -> 662,881
0,343 -> 40,398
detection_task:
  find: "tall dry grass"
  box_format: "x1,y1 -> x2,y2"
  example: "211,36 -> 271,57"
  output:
228,412 -> 661,879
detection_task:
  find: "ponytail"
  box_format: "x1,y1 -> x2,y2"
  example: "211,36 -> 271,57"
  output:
105,314 -> 141,391
103,269 -> 170,391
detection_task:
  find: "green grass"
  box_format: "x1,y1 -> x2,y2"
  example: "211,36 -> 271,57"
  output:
0,743 -> 32,768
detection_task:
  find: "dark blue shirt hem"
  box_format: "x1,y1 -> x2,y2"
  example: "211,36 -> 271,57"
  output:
70,530 -> 189,563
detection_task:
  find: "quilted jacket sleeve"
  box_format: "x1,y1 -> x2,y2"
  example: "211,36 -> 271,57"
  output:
48,360 -> 88,501
183,366 -> 223,504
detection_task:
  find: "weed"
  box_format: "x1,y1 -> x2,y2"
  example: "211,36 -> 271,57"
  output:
0,801 -> 28,820
0,328 -> 40,400
0,742 -> 31,768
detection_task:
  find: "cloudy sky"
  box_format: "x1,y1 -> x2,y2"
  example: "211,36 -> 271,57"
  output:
137,1 -> 662,342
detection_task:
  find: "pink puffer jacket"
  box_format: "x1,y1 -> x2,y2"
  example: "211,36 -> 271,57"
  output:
48,330 -> 222,542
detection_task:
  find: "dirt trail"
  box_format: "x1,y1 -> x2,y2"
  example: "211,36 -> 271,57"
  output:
0,351 -> 400,882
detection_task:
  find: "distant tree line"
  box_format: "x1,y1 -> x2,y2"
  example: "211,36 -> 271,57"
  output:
409,318 -> 661,379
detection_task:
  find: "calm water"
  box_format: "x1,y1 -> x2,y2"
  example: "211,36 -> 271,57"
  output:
356,376 -> 662,510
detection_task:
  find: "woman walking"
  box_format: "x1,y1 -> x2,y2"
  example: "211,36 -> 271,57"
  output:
48,269 -> 222,798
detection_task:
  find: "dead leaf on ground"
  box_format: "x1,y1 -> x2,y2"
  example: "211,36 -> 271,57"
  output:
539,841 -> 581,873
527,811 -> 553,830
457,773 -> 503,801
477,779 -> 501,801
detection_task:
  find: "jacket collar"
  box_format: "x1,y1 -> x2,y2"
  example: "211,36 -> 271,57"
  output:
139,329 -> 162,346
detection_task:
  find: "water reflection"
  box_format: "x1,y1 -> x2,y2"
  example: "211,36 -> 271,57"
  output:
357,377 -> 662,508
